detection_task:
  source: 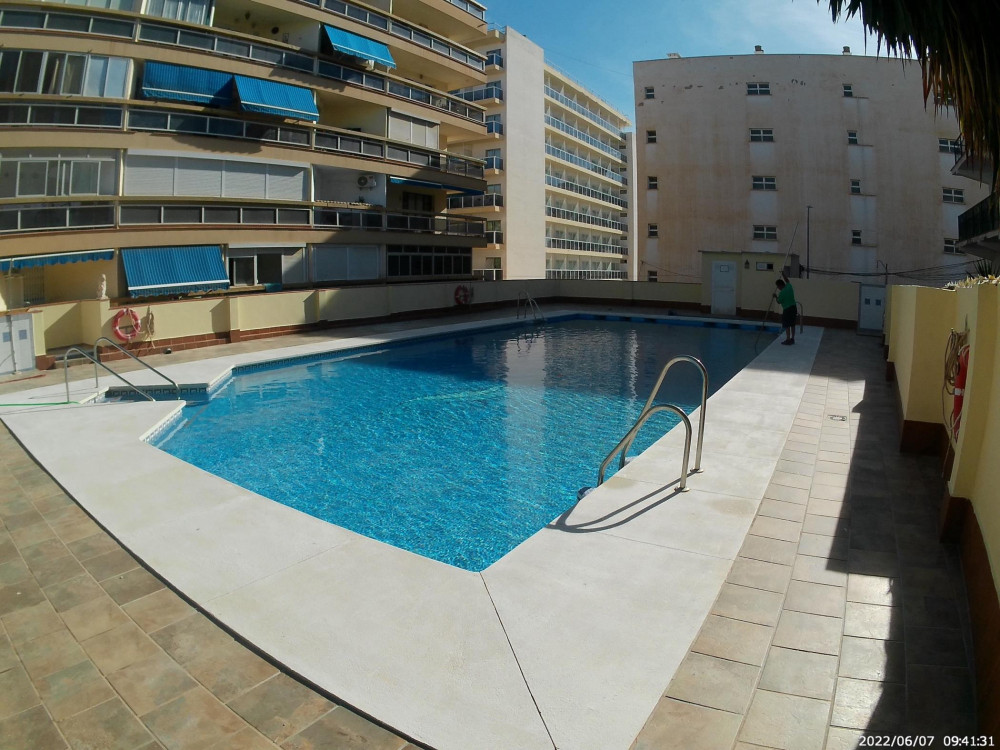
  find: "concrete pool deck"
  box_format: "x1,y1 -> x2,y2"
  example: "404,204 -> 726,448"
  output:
0,308 -> 977,749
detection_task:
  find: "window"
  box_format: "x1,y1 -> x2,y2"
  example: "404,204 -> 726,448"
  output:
0,50 -> 129,98
753,225 -> 777,240
843,84 -> 854,97
646,129 -> 656,144
752,176 -> 776,190
388,111 -> 439,149
747,82 -> 770,95
847,130 -> 859,145
850,179 -> 861,194
485,184 -> 501,194
944,238 -> 962,255
939,138 -> 962,155
644,86 -> 654,99
402,192 -> 433,212
145,0 -> 210,24
749,128 -> 774,142
647,270 -> 658,282
943,187 -> 965,204
647,176 -> 658,190
647,223 -> 658,237
0,150 -> 118,198
852,230 -> 862,245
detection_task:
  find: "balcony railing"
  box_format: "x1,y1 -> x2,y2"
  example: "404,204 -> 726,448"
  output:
544,115 -> 623,160
543,85 -> 621,134
485,230 -> 503,244
445,0 -> 487,20
451,85 -> 504,102
485,52 -> 503,67
484,156 -> 504,171
545,237 -> 625,255
546,206 -> 623,231
475,268 -> 502,281
485,120 -> 504,135
958,192 -> 1000,241
546,269 -> 627,280
0,6 -> 486,123
545,145 -> 623,184
0,101 -> 485,179
297,0 -> 487,71
545,175 -> 627,208
448,194 -> 503,209
0,199 -> 486,237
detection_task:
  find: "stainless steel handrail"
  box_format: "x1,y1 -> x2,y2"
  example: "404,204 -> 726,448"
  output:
63,348 -> 154,403
516,290 -> 545,323
93,337 -> 180,397
597,404 -> 693,490
622,356 -> 708,472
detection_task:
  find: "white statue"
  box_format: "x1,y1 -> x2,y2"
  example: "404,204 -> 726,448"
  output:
97,273 -> 107,300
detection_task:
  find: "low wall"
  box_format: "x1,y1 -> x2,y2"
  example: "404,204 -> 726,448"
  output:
887,282 -> 1000,733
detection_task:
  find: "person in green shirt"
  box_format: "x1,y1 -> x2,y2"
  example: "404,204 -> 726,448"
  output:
773,278 -> 797,345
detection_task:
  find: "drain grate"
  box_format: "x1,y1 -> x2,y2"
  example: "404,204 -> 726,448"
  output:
828,415 -> 848,421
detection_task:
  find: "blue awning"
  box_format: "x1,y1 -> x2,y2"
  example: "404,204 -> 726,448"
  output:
140,62 -> 234,107
1,249 -> 115,273
233,75 -> 319,122
389,176 -> 482,195
121,246 -> 230,297
323,25 -> 396,69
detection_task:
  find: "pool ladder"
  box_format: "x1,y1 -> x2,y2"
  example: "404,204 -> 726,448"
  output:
581,356 -> 708,496
64,337 -> 180,403
516,290 -> 545,323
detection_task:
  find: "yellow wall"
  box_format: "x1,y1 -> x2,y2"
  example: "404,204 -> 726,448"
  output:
38,302 -> 84,350
45,260 -> 118,304
888,285 -> 957,425
969,285 -> 1000,586
237,291 -> 317,331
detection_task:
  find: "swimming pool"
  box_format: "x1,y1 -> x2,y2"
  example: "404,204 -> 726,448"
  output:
154,317 -> 763,570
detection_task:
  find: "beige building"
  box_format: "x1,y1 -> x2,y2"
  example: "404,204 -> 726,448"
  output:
632,50 -> 990,286
0,0 -> 496,310
447,26 -> 631,281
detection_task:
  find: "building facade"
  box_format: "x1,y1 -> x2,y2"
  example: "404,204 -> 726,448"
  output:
632,50 -> 990,285
0,0 -> 496,308
447,26 -> 631,281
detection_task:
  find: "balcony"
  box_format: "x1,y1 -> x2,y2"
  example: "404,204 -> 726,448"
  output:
546,206 -> 623,231
451,84 -> 504,103
545,237 -> 626,255
0,101 -> 486,180
545,175 -> 627,209
448,194 -> 503,211
485,230 -> 503,244
545,145 -> 623,184
543,85 -> 621,134
0,6 -> 486,123
486,120 -> 504,135
485,52 -> 504,68
544,115 -> 623,160
546,269 -> 627,280
0,198 -> 486,238
958,193 -> 1000,242
484,156 -> 504,172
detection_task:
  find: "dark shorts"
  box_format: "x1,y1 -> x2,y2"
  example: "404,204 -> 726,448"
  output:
782,306 -> 797,329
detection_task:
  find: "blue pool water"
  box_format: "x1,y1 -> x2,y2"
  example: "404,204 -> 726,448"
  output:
155,318 -> 763,570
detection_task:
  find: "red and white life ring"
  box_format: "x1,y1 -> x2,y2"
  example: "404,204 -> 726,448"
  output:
454,284 -> 472,306
112,307 -> 142,342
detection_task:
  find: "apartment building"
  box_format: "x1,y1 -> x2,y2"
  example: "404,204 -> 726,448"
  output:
447,26 -> 631,281
0,0 -> 494,308
632,50 -> 989,285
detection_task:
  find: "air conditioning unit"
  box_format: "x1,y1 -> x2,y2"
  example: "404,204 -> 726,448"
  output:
357,174 -> 377,189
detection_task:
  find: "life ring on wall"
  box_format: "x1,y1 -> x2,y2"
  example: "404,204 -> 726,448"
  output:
112,308 -> 142,342
952,344 -> 970,439
454,284 -> 472,306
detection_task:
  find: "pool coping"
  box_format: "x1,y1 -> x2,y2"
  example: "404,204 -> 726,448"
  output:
0,310 -> 822,750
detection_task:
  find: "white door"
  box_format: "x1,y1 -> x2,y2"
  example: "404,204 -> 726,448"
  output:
858,284 -> 886,331
0,313 -> 34,375
711,262 -> 737,316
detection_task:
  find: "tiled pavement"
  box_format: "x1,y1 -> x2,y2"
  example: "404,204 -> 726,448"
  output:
0,322 -> 978,750
633,330 -> 976,750
0,432 -> 419,748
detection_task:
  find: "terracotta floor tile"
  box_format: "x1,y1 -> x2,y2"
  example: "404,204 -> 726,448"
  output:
59,697 -> 153,750
107,652 -> 197,716
740,690 -> 830,750
81,549 -> 139,583
227,673 -> 336,744
0,578 -> 46,617
281,707 -> 412,750
122,590 -> 194,634
1,601 -> 65,646
665,652 -> 759,714
144,687 -> 246,750
82,622 -> 161,675
35,661 -> 116,722
102,568 -> 165,606
0,664 -> 41,720
0,704 -> 68,750
758,647 -> 838,701
66,533 -> 120,562
61,596 -> 131,642
15,628 -> 88,682
43,575 -> 105,614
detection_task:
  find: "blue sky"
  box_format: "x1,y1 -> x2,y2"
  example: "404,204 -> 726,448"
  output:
483,0 -> 879,120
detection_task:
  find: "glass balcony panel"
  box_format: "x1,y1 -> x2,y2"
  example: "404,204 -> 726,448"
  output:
120,205 -> 161,224
243,208 -> 276,224
77,106 -> 122,127
45,14 -> 90,32
69,205 -> 114,227
171,114 -> 208,134
277,208 -> 310,224
138,25 -> 177,43
362,141 -> 384,157
20,207 -> 67,229
207,117 -> 243,137
245,123 -> 279,141
30,106 -> 76,125
128,109 -> 169,130
177,29 -> 214,50
204,206 -> 240,223
1,10 -> 45,28
279,129 -> 309,145
0,105 -> 29,124
163,206 -> 202,223
90,18 -> 133,36
249,46 -> 283,65
216,38 -> 251,57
